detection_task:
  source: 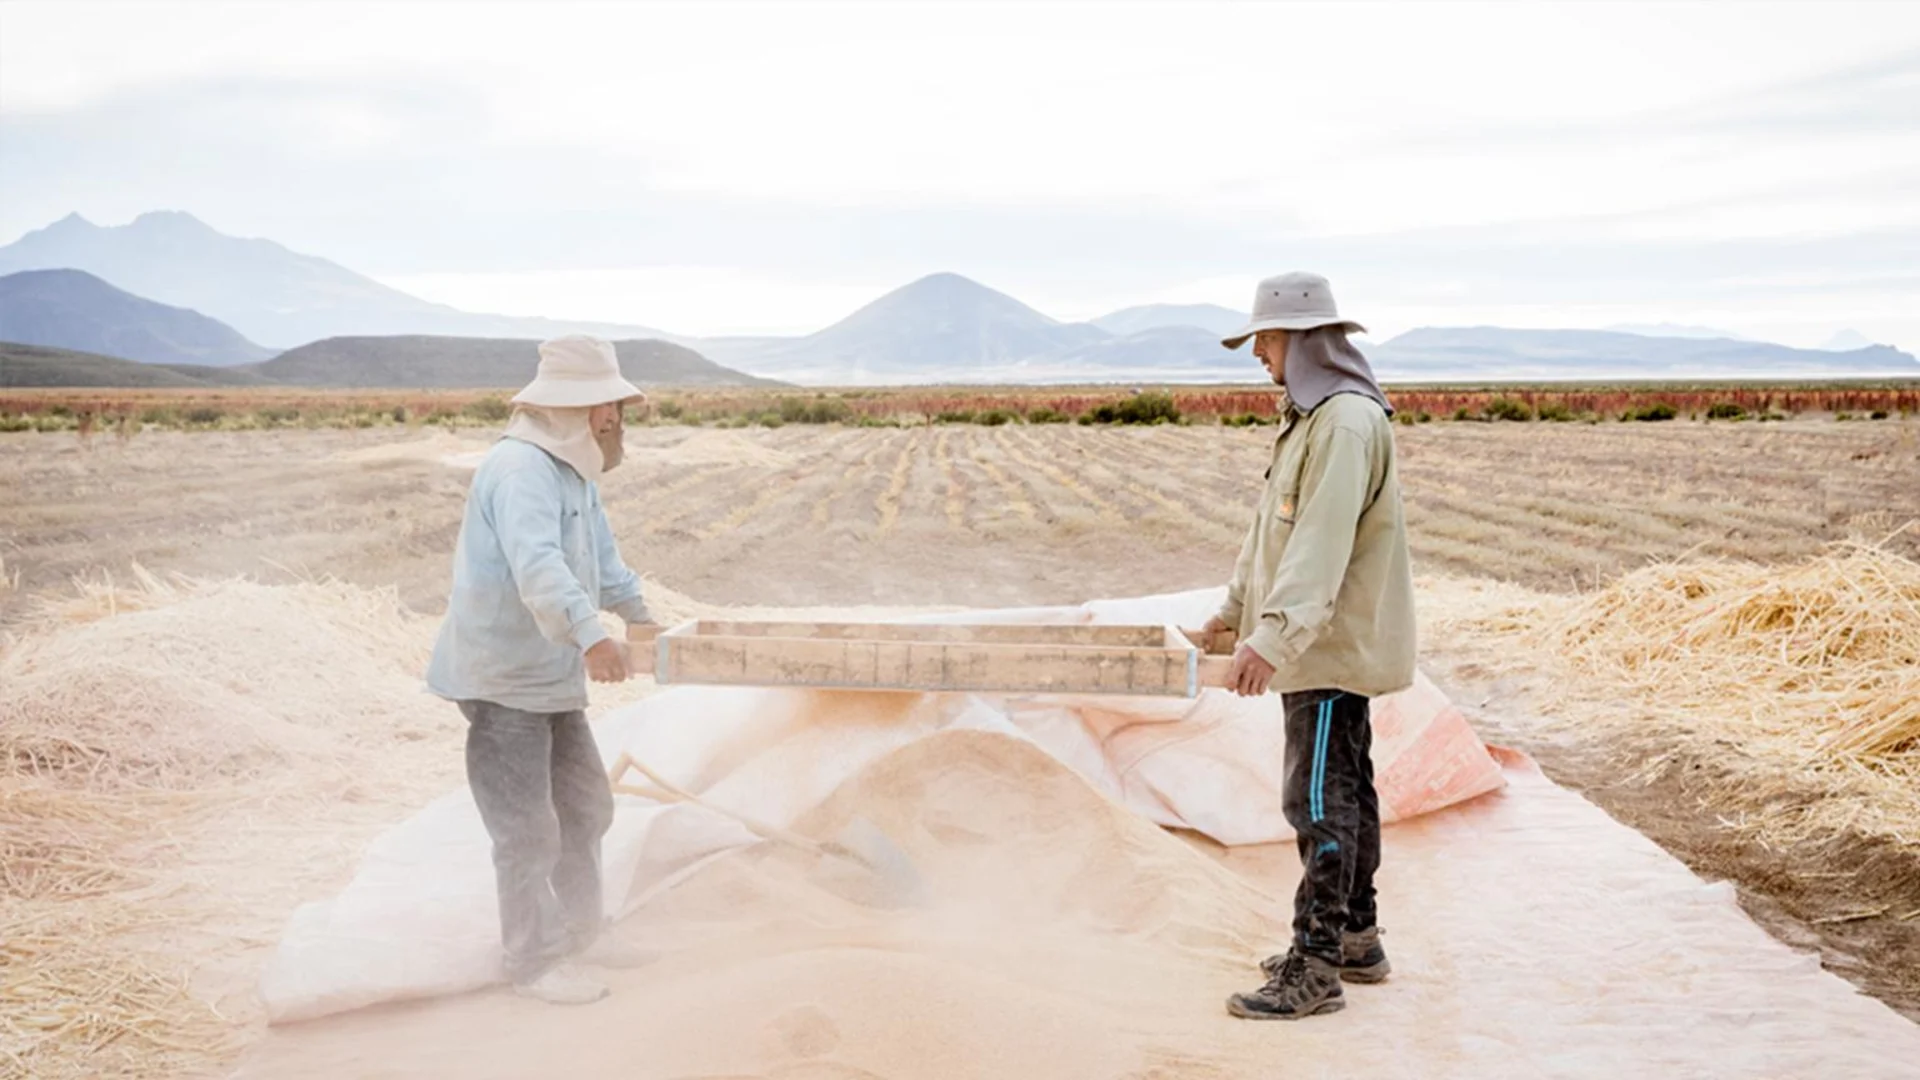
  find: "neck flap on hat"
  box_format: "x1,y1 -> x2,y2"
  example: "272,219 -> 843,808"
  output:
503,404 -> 605,481
1284,327 -> 1393,416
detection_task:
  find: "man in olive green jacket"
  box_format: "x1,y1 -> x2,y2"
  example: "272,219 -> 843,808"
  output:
1202,273 -> 1416,1022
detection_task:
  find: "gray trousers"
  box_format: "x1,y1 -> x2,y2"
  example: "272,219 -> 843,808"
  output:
458,699 -> 614,983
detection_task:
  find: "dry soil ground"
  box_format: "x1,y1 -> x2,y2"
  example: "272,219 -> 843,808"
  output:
4,417 -> 1919,1035
5,418 -> 1917,623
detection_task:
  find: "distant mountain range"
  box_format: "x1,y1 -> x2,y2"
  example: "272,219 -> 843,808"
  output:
1091,303 -> 1247,338
1375,327 -> 1917,379
703,273 -> 1107,380
0,211 -> 675,348
698,276 -> 1270,383
252,336 -> 782,389
0,341 -> 272,388
0,269 -> 274,366
0,330 -> 775,390
701,276 -> 1917,383
1606,322 -> 1755,342
1,210 -> 1914,387
698,279 -> 1248,382
0,264 -> 771,390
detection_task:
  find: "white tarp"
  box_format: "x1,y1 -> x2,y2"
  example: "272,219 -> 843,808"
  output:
259,587 -> 1505,1023
237,745 -> 1920,1078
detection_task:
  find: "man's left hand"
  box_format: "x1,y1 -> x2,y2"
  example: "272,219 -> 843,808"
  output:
1227,645 -> 1276,697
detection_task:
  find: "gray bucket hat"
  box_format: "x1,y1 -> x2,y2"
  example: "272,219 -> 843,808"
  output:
1220,271 -> 1366,349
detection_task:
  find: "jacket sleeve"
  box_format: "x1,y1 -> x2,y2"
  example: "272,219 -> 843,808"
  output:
487,466 -> 609,651
591,487 -> 652,624
1217,518 -> 1259,627
1243,424 -> 1375,668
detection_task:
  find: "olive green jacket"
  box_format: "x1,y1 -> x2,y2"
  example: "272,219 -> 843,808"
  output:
1218,393 -> 1417,698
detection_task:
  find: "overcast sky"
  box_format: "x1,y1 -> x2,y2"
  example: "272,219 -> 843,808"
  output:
3,1 -> 1917,346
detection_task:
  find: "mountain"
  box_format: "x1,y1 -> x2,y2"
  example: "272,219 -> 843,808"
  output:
0,269 -> 273,366
1043,326 -> 1251,379
11,210 -> 1907,386
1091,303 -> 1246,338
1821,329 -> 1876,351
0,340 -> 273,387
0,212 -> 675,348
1607,322 -> 1755,342
701,273 -> 1108,382
1372,327 -> 1920,379
248,335 -> 781,389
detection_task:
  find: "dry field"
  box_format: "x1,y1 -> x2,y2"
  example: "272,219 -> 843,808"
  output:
3,415 -> 1919,1076
3,418 -> 1916,624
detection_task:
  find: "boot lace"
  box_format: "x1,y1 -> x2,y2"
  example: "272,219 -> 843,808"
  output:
1265,949 -> 1309,990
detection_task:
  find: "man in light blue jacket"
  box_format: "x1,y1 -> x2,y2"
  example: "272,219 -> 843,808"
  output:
426,335 -> 657,1005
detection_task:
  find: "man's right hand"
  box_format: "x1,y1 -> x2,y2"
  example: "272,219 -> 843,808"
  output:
1183,615 -> 1238,654
585,638 -> 632,684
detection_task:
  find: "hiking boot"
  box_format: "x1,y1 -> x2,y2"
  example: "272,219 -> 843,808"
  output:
1227,949 -> 1344,1020
513,963 -> 609,1005
573,934 -> 658,970
1337,926 -> 1390,983
1261,927 -> 1390,984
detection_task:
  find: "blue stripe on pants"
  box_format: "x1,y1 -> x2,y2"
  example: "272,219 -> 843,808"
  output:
1310,697 -> 1332,822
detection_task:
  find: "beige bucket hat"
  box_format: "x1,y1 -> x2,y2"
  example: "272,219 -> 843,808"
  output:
1220,271 -> 1366,350
510,335 -> 645,408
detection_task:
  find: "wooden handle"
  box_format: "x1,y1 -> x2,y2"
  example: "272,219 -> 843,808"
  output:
626,624 -> 663,676
1197,655 -> 1236,688
1177,626 -> 1238,656
1179,627 -> 1240,691
607,753 -> 829,856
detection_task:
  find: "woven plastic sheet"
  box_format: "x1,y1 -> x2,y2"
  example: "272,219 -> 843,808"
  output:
241,751 -> 1920,1077
259,588 -> 1503,1022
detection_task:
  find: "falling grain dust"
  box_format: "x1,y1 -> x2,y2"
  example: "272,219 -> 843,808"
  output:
235,730 -> 1290,1080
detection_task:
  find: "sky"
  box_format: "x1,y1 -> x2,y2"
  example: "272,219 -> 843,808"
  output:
2,0 -> 1918,346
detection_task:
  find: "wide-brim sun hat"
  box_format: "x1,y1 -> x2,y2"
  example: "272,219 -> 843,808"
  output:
1221,271 -> 1366,350
510,334 -> 646,408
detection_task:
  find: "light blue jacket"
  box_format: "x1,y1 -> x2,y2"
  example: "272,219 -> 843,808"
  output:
425,438 -> 650,712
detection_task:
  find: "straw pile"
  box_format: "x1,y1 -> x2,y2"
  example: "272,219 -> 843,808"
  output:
2,902 -> 233,1080
0,562 -> 715,1077
0,568 -> 467,1080
1454,541 -> 1920,846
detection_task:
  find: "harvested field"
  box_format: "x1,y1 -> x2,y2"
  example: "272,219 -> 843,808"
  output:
3,414 -> 1919,1076
3,419 -> 1917,626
